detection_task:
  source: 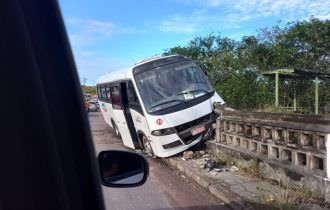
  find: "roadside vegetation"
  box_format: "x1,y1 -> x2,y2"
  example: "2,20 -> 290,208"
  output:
81,85 -> 96,96
260,183 -> 327,210
164,18 -> 330,114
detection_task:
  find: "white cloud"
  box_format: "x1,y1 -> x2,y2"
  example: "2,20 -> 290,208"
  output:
176,0 -> 228,8
157,10 -> 208,33
67,18 -> 116,35
158,16 -> 198,33
230,0 -> 330,21
197,0 -> 330,18
65,17 -> 141,46
170,0 -> 330,33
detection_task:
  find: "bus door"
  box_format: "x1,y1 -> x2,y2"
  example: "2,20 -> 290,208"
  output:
110,83 -> 135,148
126,81 -> 148,140
120,82 -> 140,148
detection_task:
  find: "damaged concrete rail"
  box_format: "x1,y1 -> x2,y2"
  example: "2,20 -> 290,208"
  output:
213,107 -> 330,202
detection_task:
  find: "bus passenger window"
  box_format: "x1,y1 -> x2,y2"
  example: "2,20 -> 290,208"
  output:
106,86 -> 111,102
127,82 -> 139,104
97,86 -> 102,100
101,86 -> 107,100
110,86 -> 122,109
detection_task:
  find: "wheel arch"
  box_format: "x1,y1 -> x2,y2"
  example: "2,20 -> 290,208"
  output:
136,130 -> 146,149
110,118 -> 115,128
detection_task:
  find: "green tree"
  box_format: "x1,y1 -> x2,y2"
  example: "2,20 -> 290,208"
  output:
81,85 -> 96,96
163,18 -> 329,112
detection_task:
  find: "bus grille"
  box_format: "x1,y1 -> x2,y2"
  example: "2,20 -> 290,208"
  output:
179,132 -> 203,145
175,113 -> 216,144
162,140 -> 182,149
175,113 -> 212,133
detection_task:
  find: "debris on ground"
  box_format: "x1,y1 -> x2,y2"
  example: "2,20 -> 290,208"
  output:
208,170 -> 218,176
182,151 -> 194,159
172,146 -> 329,210
181,148 -> 241,174
205,159 -> 216,170
195,159 -> 206,169
187,150 -> 230,174
199,150 -> 206,155
229,165 -> 239,172
202,154 -> 211,159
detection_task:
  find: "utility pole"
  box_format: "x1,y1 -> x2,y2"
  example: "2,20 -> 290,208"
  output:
82,77 -> 87,86
293,81 -> 297,112
275,72 -> 279,108
315,76 -> 319,115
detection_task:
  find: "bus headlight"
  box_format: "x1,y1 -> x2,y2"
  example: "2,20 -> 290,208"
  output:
151,128 -> 176,136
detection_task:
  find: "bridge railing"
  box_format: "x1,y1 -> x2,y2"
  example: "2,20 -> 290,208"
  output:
214,107 -> 330,179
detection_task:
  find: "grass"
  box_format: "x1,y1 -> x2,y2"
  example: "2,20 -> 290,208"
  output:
261,182 -> 324,210
213,152 -> 327,209
237,160 -> 260,176
215,153 -> 260,176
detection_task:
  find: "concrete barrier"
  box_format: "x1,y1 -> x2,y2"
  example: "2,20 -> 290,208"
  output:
212,107 -> 330,202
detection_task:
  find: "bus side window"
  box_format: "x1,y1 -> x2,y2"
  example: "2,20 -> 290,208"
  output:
97,85 -> 101,100
100,86 -> 107,100
105,85 -> 111,102
127,82 -> 139,104
127,81 -> 144,115
110,86 -> 122,110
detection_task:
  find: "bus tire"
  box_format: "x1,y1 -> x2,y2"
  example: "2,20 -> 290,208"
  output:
141,135 -> 154,157
112,122 -> 121,139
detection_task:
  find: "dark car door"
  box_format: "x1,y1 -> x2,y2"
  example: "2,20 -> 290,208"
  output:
0,0 -> 104,210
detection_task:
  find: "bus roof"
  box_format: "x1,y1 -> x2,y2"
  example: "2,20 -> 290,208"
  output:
96,54 -> 185,84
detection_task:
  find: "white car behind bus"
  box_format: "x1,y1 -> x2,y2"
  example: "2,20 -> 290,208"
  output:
97,55 -> 224,157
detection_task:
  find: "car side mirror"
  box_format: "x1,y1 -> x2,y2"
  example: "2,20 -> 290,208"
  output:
98,150 -> 148,187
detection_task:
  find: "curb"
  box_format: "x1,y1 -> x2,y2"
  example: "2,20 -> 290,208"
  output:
162,157 -> 255,210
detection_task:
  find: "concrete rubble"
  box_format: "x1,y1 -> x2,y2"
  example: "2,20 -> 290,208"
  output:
182,151 -> 194,159
163,149 -> 330,210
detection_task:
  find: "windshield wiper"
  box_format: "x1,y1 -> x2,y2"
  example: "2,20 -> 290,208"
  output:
178,89 -> 211,95
150,99 -> 185,110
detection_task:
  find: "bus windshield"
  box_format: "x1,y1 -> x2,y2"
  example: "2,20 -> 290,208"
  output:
135,61 -> 213,113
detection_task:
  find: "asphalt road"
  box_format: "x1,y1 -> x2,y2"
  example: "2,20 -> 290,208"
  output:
89,112 -> 229,210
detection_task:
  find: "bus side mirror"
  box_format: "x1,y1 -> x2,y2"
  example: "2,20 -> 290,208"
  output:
98,150 -> 148,188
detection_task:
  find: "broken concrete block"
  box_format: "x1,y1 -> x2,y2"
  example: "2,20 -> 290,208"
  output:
183,151 -> 194,159
230,165 -> 239,172
202,154 -> 211,158
209,171 -> 218,176
198,164 -> 206,169
206,159 -> 216,169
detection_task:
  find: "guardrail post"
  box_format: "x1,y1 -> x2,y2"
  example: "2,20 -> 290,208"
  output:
216,117 -> 221,143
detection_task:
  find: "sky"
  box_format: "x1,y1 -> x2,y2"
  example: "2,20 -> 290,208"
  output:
58,0 -> 329,85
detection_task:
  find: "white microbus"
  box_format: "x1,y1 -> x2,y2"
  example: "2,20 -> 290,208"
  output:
97,55 -> 224,157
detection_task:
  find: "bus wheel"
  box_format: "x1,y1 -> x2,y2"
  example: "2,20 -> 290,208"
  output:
142,135 -> 154,157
